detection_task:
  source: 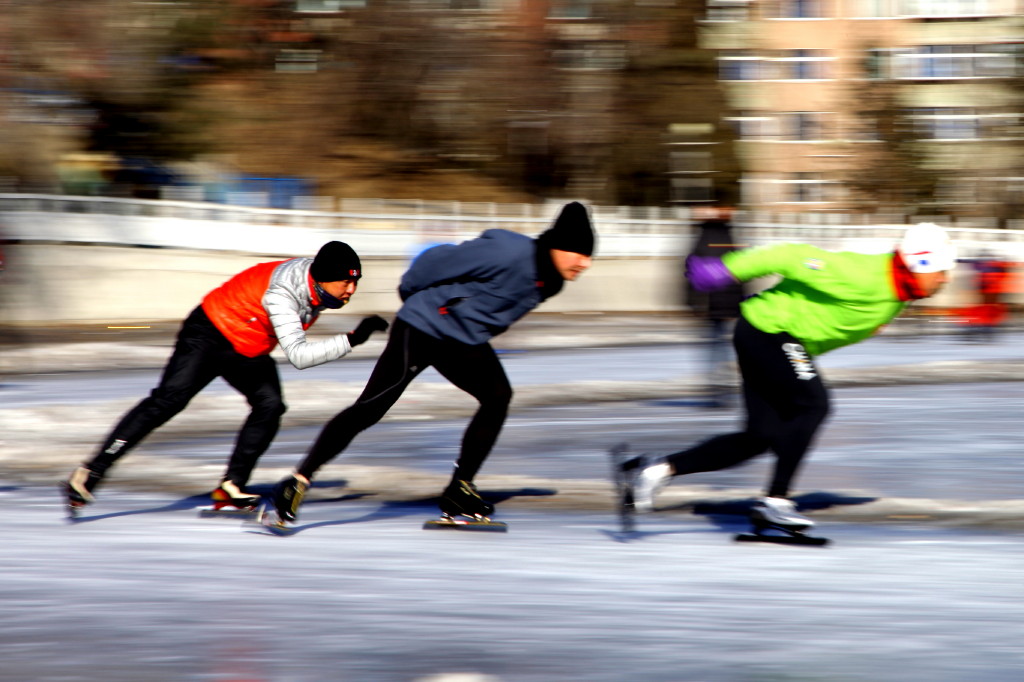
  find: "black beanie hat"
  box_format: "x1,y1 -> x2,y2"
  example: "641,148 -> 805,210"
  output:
310,241 -> 362,282
538,202 -> 595,257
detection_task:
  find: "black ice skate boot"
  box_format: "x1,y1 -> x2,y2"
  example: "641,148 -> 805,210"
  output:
61,465 -> 102,518
439,479 -> 494,519
210,480 -> 261,511
272,473 -> 309,524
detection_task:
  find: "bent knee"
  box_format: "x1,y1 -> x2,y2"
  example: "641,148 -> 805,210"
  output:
481,385 -> 513,409
252,396 -> 287,418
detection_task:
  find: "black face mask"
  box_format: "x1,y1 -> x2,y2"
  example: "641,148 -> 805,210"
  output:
314,281 -> 347,309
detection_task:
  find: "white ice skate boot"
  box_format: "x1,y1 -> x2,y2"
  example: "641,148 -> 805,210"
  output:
630,457 -> 673,514
750,497 -> 814,528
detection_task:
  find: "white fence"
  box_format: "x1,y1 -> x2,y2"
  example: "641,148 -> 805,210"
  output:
3,193 -> 1024,260
0,193 -> 1018,324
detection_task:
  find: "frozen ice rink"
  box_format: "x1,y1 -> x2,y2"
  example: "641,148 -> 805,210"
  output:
3,488 -> 1023,682
3,330 -> 1024,681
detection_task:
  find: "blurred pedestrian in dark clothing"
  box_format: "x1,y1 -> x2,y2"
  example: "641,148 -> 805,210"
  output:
686,205 -> 745,407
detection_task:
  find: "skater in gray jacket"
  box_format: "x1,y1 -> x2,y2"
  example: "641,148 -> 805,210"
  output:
271,202 -> 596,526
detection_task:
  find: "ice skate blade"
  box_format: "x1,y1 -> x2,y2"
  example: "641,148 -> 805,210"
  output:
608,442 -> 636,532
423,515 -> 507,532
735,531 -> 829,547
243,508 -> 297,536
60,484 -> 86,522
198,506 -> 260,520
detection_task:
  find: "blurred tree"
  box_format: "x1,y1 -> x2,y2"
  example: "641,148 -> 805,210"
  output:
1,0 -> 227,191
841,48 -> 942,214
603,0 -> 739,206
0,0 -> 736,205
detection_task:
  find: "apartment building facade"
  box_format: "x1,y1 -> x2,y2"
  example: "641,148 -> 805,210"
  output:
700,0 -> 1024,217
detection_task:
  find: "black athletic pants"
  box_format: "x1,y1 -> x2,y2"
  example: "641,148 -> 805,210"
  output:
296,318 -> 512,483
665,316 -> 830,498
87,306 -> 286,487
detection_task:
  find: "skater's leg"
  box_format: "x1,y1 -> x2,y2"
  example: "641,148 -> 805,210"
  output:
721,318 -> 830,499
219,355 -> 286,488
84,307 -> 224,479
426,341 -> 509,518
620,320 -> 773,513
762,357 -> 829,499
432,341 -> 512,483
293,319 -> 427,480
678,317 -> 829,499
663,318 -> 780,476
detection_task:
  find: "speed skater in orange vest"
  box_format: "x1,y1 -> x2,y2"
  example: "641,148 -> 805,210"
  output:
61,241 -> 388,515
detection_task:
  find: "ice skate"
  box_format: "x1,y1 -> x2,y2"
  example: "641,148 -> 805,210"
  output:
60,466 -> 101,519
608,443 -> 636,531
270,473 -> 309,526
199,480 -> 262,519
438,479 -> 494,518
424,480 -> 506,532
631,457 -> 672,514
610,444 -> 671,516
735,497 -> 829,546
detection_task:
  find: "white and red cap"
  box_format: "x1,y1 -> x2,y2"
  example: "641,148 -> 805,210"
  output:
899,223 -> 956,274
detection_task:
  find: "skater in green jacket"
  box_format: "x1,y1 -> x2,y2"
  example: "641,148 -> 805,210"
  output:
616,222 -> 956,534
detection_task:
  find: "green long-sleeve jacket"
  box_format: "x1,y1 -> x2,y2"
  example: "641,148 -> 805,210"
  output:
722,243 -> 905,357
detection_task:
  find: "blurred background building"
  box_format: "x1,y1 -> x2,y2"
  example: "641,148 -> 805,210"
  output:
1,0 -> 1022,329
0,0 -> 1019,217
704,0 -> 1024,220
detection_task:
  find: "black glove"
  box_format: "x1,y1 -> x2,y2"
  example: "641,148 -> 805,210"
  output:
347,315 -> 389,348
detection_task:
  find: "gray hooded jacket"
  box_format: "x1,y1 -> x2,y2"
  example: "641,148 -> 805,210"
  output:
396,229 -> 543,345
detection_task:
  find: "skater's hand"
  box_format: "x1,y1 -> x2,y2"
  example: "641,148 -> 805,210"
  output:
686,255 -> 736,292
347,315 -> 389,347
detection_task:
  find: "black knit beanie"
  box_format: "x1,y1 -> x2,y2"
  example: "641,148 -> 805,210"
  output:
310,241 -> 362,282
537,202 -> 595,256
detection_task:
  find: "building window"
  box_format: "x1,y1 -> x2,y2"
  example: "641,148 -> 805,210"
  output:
669,151 -> 712,174
778,112 -> 830,141
552,43 -> 626,71
275,49 -> 320,73
785,172 -> 830,203
719,50 -> 764,81
910,108 -> 1020,140
893,45 -> 1018,80
548,0 -> 595,19
776,49 -> 831,80
898,0 -> 1005,17
704,0 -> 753,21
852,0 -> 896,17
296,0 -> 365,10
911,108 -> 978,140
864,48 -> 898,79
776,0 -> 822,18
726,112 -> 777,140
671,178 -> 713,203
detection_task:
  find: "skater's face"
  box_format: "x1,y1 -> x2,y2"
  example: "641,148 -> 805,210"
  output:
550,249 -> 592,281
913,269 -> 949,298
320,278 -> 359,304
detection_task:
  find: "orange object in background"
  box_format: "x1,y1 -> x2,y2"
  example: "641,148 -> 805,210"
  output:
957,302 -> 1008,328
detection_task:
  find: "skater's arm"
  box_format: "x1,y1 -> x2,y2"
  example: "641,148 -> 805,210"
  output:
724,243 -> 892,302
264,289 -> 351,370
722,243 -> 828,283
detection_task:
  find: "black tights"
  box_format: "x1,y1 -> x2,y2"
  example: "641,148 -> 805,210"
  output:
87,306 -> 285,487
666,316 -> 830,498
296,318 -> 512,482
